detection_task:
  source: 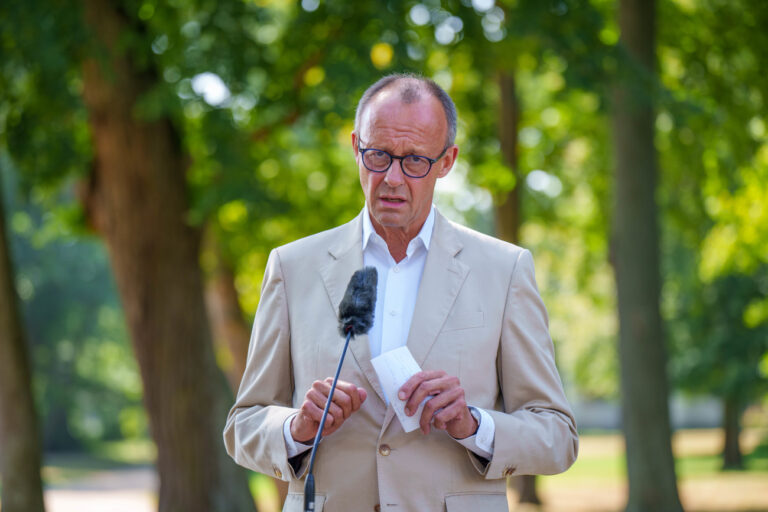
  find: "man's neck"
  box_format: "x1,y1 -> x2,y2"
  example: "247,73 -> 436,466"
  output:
363,205 -> 435,263
371,222 -> 419,263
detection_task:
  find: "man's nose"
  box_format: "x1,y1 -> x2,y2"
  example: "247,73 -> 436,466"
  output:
383,158 -> 405,186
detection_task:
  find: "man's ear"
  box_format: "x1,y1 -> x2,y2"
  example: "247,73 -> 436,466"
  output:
351,132 -> 359,157
436,145 -> 459,178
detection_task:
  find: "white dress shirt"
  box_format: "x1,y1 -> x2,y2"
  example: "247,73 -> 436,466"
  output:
284,206 -> 494,459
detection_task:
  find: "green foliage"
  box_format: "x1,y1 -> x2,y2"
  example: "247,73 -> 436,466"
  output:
656,0 -> 768,409
1,160 -> 143,450
2,0 -> 768,455
699,161 -> 768,280
669,269 -> 768,405
1,0 -> 622,408
0,0 -> 91,192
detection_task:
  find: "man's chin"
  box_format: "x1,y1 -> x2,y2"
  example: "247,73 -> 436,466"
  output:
377,219 -> 406,229
371,212 -> 408,230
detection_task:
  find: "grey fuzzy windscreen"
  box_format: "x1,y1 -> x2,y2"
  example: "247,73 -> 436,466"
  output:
338,267 -> 378,337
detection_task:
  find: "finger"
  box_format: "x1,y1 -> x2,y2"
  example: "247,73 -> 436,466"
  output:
314,379 -> 333,397
417,386 -> 452,433
334,381 -> 362,411
306,389 -> 344,424
321,416 -> 339,436
291,411 -> 319,443
406,374 -> 456,416
329,401 -> 345,424
299,398 -> 326,425
420,401 -> 433,435
306,388 -> 329,409
317,379 -> 355,419
315,410 -> 336,431
407,380 -> 437,417
357,388 -> 367,404
398,370 -> 445,402
330,386 -> 354,419
432,391 -> 466,425
349,386 -> 362,411
312,381 -> 346,417
417,380 -> 464,434
421,386 -> 458,421
444,405 -> 478,440
401,372 -> 440,414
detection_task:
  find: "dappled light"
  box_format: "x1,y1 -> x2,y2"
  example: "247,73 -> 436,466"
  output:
1,0 -> 766,511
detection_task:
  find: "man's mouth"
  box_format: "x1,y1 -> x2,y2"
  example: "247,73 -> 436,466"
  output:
379,196 -> 406,204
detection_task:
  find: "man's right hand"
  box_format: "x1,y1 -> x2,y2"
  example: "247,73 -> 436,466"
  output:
290,377 -> 367,443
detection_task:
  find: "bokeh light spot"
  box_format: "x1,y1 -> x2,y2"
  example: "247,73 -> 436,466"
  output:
304,66 -> 326,87
370,43 -> 394,69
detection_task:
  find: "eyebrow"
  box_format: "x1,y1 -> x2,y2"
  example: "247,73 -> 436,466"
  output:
359,140 -> 429,156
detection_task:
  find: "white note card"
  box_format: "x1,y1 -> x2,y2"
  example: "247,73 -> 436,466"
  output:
371,346 -> 424,433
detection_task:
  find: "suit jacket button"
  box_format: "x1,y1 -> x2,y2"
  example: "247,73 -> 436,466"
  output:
374,505 -> 381,512
378,444 -> 391,456
273,466 -> 282,479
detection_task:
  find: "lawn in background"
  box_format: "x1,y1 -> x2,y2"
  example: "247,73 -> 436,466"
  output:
532,428 -> 768,512
5,428 -> 764,512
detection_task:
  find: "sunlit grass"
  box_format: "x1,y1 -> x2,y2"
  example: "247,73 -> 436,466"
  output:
534,428 -> 768,512
31,428 -> 768,512
42,439 -> 156,487
87,438 -> 156,465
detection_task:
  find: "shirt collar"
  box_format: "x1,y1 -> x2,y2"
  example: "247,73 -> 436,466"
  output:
362,204 -> 435,255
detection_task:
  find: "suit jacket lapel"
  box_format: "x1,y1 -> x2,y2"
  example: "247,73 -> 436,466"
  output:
381,211 -> 469,434
318,212 -> 387,404
407,211 -> 469,366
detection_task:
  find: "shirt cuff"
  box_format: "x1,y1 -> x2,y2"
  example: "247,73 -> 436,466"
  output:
453,406 -> 495,460
283,413 -> 313,459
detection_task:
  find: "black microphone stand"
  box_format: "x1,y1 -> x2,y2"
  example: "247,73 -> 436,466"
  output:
303,327 -> 354,512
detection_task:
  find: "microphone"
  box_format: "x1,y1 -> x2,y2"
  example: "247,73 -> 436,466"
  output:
338,266 -> 377,337
304,267 -> 377,512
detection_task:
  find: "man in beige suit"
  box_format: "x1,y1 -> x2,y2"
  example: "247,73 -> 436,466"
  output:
224,74 -> 578,511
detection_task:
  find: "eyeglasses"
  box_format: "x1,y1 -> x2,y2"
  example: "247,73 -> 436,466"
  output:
357,141 -> 449,179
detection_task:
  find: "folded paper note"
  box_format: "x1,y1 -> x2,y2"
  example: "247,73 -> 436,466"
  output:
371,346 -> 425,433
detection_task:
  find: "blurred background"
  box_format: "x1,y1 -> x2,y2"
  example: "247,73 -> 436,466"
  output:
0,0 -> 766,511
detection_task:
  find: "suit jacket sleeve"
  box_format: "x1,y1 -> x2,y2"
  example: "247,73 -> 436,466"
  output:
222,249 -> 308,480
474,249 -> 578,479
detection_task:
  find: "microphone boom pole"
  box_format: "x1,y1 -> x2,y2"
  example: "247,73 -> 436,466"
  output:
303,328 -> 353,511
304,267 -> 377,512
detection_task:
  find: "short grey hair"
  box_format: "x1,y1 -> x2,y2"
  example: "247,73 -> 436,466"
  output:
353,73 -> 458,148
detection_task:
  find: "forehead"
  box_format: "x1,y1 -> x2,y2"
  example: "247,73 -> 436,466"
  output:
359,88 -> 446,151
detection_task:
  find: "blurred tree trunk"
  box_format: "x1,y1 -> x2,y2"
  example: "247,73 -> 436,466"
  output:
203,227 -> 250,392
611,1 -> 683,511
513,475 -> 541,506
0,178 -> 46,512
79,0 -> 256,511
202,227 -> 289,506
495,72 -> 522,246
496,71 -> 541,507
722,396 -> 743,469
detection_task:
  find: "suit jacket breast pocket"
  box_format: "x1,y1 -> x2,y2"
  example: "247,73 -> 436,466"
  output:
441,311 -> 484,333
428,312 -> 484,377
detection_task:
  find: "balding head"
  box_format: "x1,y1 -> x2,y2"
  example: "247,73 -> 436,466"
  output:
354,74 -> 457,148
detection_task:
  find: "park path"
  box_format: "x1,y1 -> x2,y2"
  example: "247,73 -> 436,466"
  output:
45,466 -> 156,512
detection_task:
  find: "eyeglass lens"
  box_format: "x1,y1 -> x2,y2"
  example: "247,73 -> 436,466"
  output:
363,150 -> 431,177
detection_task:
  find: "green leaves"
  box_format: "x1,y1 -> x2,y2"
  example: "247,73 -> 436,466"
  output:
1,0 -> 767,419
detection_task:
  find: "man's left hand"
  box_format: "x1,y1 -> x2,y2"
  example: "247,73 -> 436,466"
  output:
398,370 -> 478,439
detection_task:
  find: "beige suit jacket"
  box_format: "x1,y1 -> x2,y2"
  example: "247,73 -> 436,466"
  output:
224,210 -> 578,512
